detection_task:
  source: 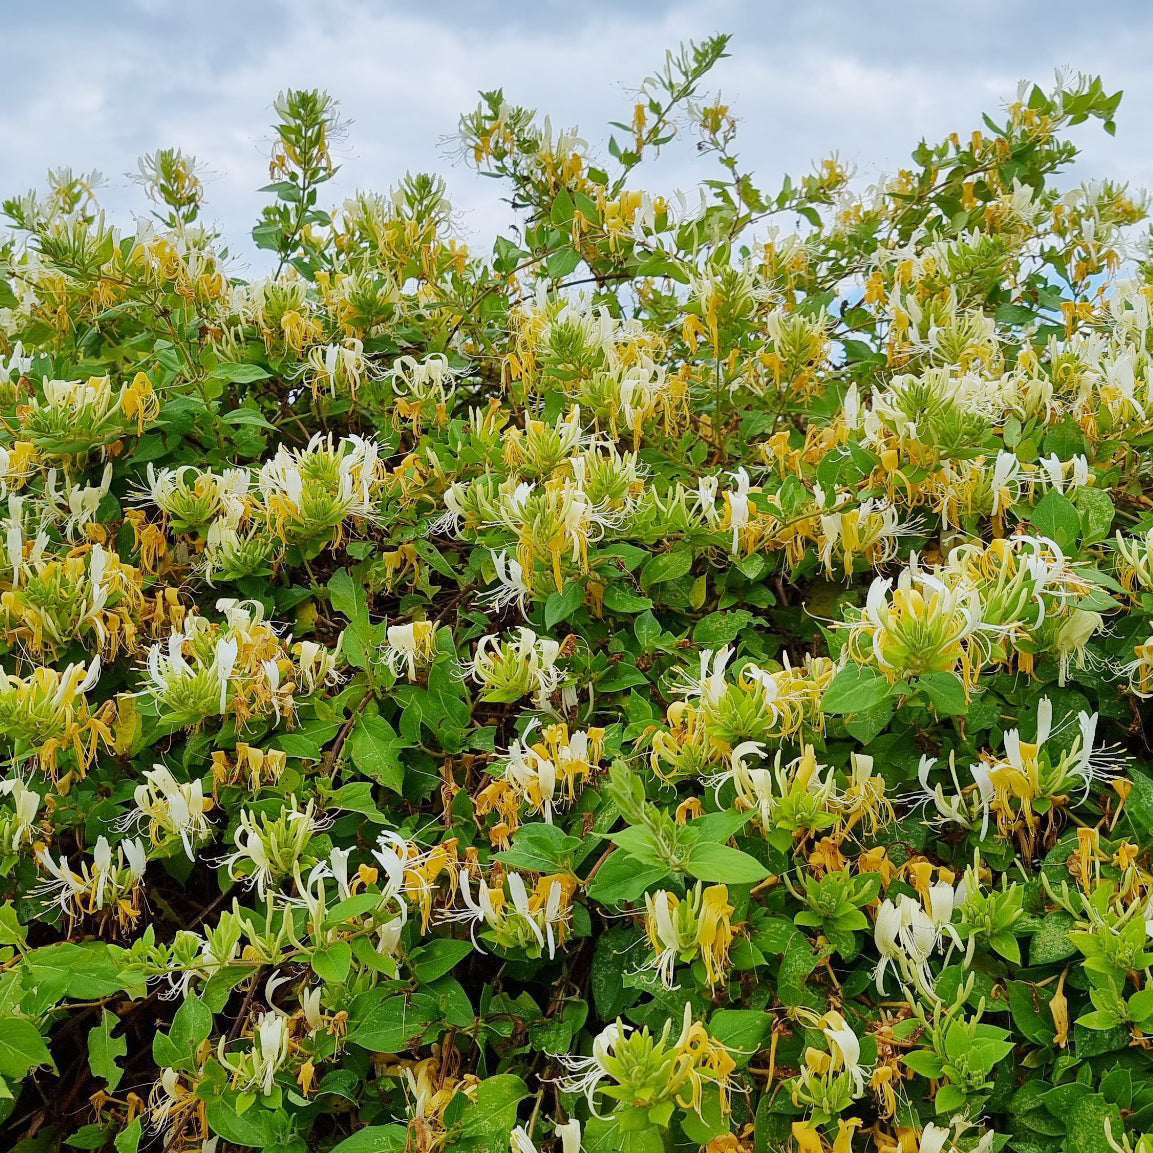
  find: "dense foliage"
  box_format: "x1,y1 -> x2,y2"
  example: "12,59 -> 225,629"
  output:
3,34 -> 1153,1153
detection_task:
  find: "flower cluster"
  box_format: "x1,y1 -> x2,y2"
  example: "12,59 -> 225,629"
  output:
1,47 -> 1151,1153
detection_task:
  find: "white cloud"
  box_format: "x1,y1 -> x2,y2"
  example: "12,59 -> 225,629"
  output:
3,0 -> 1152,271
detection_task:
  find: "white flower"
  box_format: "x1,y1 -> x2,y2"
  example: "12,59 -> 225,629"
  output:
553,1020 -> 628,1117
820,1010 -> 870,1097
725,467 -> 752,554
873,891 -> 956,999
0,777 -> 40,851
126,765 -> 213,859
381,621 -> 437,681
478,550 -> 532,618
510,1120 -> 581,1153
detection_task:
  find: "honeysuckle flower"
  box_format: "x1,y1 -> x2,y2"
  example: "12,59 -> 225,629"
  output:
1053,607 -> 1104,685
35,835 -> 148,928
217,1009 -> 291,1096
1037,451 -> 1089,493
915,1121 -> 996,1153
140,463 -> 226,530
872,889 -> 958,999
380,620 -> 438,680
223,798 -> 327,898
372,832 -> 460,931
554,1003 -> 734,1122
791,1008 -> 872,1117
979,698 -> 1127,853
0,776 -> 40,851
259,432 -> 384,547
124,764 -> 213,859
510,1119 -> 582,1153
915,752 -> 994,839
643,882 -> 735,989
0,341 -> 32,384
724,467 -> 752,554
846,561 -> 982,689
306,336 -> 373,397
694,475 -> 722,527
147,1067 -> 209,1148
668,645 -> 733,708
442,868 -> 571,958
478,549 -> 533,617
464,627 -> 567,709
490,720 -> 604,823
0,656 -> 111,780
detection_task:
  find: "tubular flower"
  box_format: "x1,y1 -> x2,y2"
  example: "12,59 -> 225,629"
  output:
980,697 -> 1127,852
0,776 -> 41,852
138,600 -> 325,728
380,620 -> 438,680
844,561 -> 983,692
643,882 -> 736,989
35,835 -> 148,930
222,797 -> 328,898
217,1010 -> 292,1096
258,433 -> 385,551
123,764 -> 214,859
790,1009 -> 872,1117
553,1003 -> 734,1124
872,887 -> 961,999
464,627 -> 569,709
19,371 -> 159,455
486,720 -> 605,824
374,832 -> 460,931
0,657 -> 112,781
441,868 -> 575,959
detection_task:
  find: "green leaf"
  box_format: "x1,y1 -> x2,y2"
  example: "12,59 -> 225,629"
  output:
112,1119 -> 142,1153
546,246 -> 581,279
87,1010 -> 127,1091
1030,911 -> 1077,965
916,671 -> 967,716
583,1117 -> 665,1153
822,664 -> 896,715
0,1020 -> 53,1078
634,610 -> 664,650
1032,490 -> 1081,551
1076,487 -> 1115,544
692,610 -> 753,646
640,548 -> 693,589
1008,981 -> 1056,1046
312,940 -> 353,984
684,842 -> 770,883
457,1074 -> 528,1147
348,993 -> 437,1052
545,582 -> 583,629
208,361 -> 272,384
591,926 -> 641,1019
777,933 -> 818,1007
602,585 -> 653,614
328,1126 -> 409,1153
154,993 -> 212,1066
408,939 -> 474,984
329,568 -> 369,623
496,822 -> 581,873
586,852 -> 669,904
708,1009 -> 768,1065
205,1097 -> 267,1147
903,1049 -> 946,1078
1065,1092 -> 1124,1153
348,713 -> 405,793
220,406 -> 276,431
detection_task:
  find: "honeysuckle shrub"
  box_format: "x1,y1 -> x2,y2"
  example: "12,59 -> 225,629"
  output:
5,33 -> 1153,1153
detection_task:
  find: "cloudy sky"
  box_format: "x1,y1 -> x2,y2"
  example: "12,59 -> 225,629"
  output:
5,0 -> 1152,269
